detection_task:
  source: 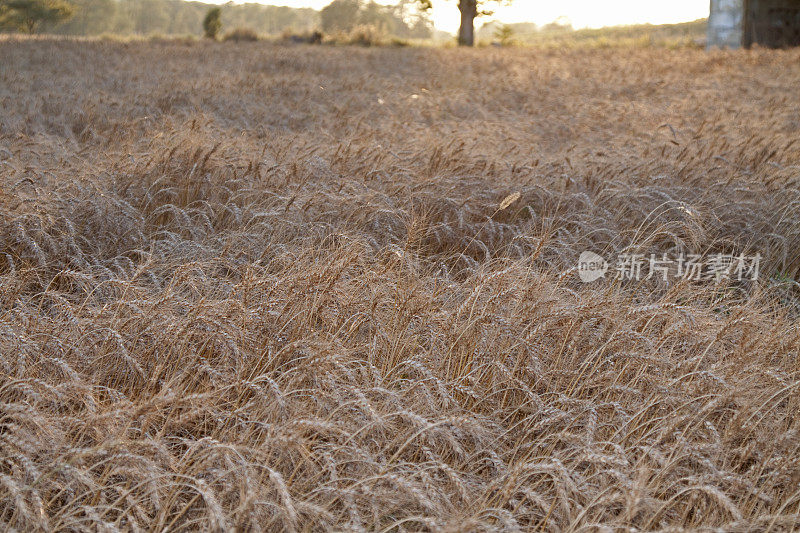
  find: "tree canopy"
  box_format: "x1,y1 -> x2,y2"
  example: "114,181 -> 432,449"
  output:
320,0 -> 432,38
0,0 -> 74,33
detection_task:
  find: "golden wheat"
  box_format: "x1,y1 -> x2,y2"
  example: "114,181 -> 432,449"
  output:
0,35 -> 799,531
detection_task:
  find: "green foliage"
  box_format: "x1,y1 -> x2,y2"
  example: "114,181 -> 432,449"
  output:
320,0 -> 431,39
202,6 -> 219,40
14,0 -> 319,38
0,0 -> 73,33
493,23 -> 514,45
0,0 -> 433,40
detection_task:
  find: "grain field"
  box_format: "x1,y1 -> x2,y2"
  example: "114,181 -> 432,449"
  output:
1,37 -> 800,531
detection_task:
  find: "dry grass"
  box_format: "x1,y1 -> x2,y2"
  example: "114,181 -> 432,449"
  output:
1,37 -> 800,531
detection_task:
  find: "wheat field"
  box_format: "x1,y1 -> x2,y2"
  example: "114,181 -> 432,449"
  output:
1,37 -> 800,531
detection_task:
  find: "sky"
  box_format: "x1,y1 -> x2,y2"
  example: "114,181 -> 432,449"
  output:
243,0 -> 710,34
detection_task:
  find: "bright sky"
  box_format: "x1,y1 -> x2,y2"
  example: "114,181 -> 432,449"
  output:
248,1 -> 710,33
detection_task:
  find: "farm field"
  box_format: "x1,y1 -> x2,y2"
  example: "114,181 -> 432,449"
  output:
1,38 -> 800,531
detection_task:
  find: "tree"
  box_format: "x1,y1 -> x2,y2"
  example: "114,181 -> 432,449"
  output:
319,0 -> 360,33
320,0 -> 431,38
0,0 -> 73,33
416,0 -> 511,46
390,0 -> 433,39
202,6 -> 221,40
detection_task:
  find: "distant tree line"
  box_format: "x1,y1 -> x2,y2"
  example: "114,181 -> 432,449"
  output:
476,19 -> 572,41
1,0 -> 320,36
477,17 -> 706,47
0,0 -> 434,38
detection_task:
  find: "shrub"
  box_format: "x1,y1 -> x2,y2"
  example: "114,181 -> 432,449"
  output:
202,7 -> 221,40
280,29 -> 324,44
345,24 -> 386,46
222,27 -> 259,42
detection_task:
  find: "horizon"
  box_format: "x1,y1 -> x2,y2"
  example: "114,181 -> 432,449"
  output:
200,0 -> 710,34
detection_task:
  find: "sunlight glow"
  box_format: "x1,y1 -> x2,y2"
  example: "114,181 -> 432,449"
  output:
249,0 -> 709,33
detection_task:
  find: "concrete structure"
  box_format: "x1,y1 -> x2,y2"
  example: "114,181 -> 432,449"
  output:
708,0 -> 800,48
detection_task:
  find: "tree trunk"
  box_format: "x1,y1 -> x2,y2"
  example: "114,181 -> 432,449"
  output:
457,0 -> 477,46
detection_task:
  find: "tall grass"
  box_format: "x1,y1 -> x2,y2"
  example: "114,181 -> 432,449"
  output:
0,37 -> 799,531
